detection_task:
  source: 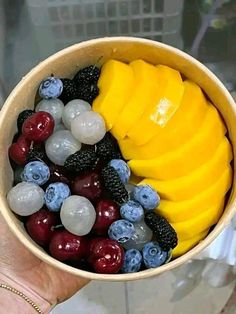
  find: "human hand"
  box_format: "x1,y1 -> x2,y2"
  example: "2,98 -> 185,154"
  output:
0,213 -> 89,308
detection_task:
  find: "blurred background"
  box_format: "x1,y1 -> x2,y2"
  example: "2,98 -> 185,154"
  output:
0,0 -> 236,313
0,0 -> 236,98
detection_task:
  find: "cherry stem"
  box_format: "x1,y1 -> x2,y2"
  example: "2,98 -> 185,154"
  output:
51,224 -> 64,231
30,141 -> 34,149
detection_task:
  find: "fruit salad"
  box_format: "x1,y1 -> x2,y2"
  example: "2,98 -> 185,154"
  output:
7,59 -> 232,274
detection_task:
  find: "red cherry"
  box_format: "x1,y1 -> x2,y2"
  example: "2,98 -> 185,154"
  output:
49,165 -> 71,186
49,230 -> 88,262
22,111 -> 54,141
93,200 -> 120,235
26,208 -> 59,247
88,238 -> 124,274
9,135 -> 31,165
88,237 -> 106,255
71,171 -> 102,202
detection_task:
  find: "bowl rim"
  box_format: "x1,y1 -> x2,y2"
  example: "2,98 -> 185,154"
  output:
0,36 -> 236,281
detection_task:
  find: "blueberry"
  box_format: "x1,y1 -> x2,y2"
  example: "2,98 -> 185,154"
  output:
109,159 -> 131,184
21,161 -> 50,186
108,219 -> 135,243
44,182 -> 70,212
121,249 -> 142,273
142,241 -> 168,268
39,77 -> 63,99
120,200 -> 144,223
132,185 -> 160,210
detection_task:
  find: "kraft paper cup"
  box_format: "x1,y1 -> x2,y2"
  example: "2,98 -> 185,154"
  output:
0,37 -> 235,281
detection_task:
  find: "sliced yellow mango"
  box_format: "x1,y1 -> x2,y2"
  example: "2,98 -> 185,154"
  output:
172,230 -> 209,258
140,138 -> 232,201
118,80 -> 209,159
128,105 -> 226,180
157,165 -> 232,223
171,199 -> 225,241
111,60 -> 159,139
127,65 -> 184,145
93,60 -> 134,130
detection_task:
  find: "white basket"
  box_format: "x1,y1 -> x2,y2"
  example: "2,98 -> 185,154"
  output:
25,0 -> 184,57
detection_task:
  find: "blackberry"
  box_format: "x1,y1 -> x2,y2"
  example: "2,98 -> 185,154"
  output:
96,133 -> 122,161
76,83 -> 99,104
101,165 -> 128,205
26,146 -> 47,163
59,78 -> 78,104
64,147 -> 97,173
17,109 -> 35,132
73,65 -> 100,86
144,212 -> 178,251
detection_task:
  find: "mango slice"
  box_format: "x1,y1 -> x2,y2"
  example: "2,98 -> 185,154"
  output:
157,165 -> 232,223
118,80 -> 209,159
172,230 -> 209,258
128,105 -> 226,180
111,60 -> 159,139
171,199 -> 225,241
92,60 -> 233,258
140,138 -> 232,201
93,60 -> 134,130
127,65 -> 184,145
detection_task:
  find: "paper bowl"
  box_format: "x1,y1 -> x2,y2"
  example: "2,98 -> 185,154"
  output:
0,37 -> 235,281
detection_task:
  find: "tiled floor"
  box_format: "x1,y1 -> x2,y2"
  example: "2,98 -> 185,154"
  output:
52,272 -> 234,314
53,282 -> 126,314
